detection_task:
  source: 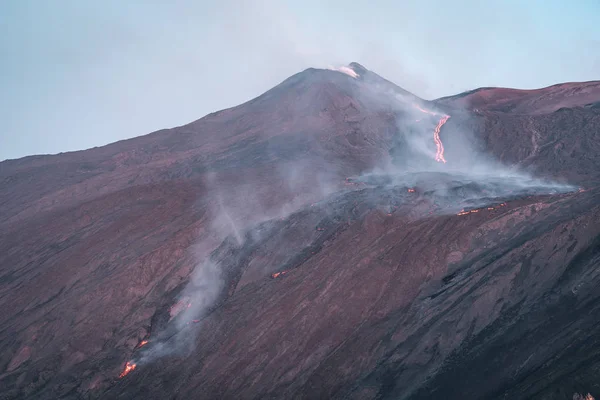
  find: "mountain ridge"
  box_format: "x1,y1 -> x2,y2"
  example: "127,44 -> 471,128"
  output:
2,63 -> 598,164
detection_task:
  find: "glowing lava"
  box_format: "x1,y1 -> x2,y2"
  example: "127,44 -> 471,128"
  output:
414,105 -> 434,115
457,202 -> 508,216
413,104 -> 451,163
119,361 -> 137,378
433,115 -> 450,163
271,271 -> 288,279
138,340 -> 148,348
408,188 -> 415,193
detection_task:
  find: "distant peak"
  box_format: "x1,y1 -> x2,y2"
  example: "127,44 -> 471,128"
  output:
348,62 -> 368,76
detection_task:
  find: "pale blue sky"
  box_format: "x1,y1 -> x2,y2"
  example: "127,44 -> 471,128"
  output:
1,0 -> 599,160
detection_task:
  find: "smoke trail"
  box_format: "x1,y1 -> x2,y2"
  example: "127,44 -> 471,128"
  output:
131,159 -> 344,366
215,201 -> 243,246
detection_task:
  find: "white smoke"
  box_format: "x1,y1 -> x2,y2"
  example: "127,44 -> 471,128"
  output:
213,201 -> 243,246
327,65 -> 359,78
176,258 -> 223,331
133,155 -> 345,365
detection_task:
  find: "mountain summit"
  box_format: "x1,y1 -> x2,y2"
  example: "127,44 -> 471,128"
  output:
1,64 -> 600,400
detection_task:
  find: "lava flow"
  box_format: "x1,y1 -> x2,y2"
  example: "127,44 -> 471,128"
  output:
413,104 -> 451,163
457,202 -> 507,216
272,271 -> 288,279
119,361 -> 137,378
433,115 -> 450,163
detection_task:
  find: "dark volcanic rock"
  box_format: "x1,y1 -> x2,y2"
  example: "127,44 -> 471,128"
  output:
1,64 -> 600,400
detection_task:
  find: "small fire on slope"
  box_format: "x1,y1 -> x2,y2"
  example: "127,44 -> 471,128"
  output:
457,202 -> 507,216
119,361 -> 137,378
573,393 -> 595,400
272,271 -> 288,279
117,299 -> 207,378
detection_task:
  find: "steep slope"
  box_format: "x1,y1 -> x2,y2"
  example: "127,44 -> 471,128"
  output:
0,66 -> 400,226
1,63 -> 600,400
0,63 -> 426,398
109,186 -> 600,400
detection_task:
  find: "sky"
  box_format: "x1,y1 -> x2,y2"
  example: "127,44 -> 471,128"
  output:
1,0 -> 599,161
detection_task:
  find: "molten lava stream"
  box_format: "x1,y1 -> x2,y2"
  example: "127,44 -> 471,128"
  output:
272,271 -> 288,279
433,115 -> 450,163
119,361 -> 137,378
457,202 -> 509,216
412,104 -> 450,163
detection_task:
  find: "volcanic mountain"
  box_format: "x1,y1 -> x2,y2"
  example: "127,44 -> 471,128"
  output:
1,63 -> 600,400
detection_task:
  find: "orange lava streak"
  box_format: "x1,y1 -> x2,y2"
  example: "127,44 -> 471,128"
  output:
413,104 -> 450,163
138,340 -> 148,348
271,271 -> 288,279
434,115 -> 450,163
457,202 -> 508,216
414,105 -> 436,116
119,361 -> 137,378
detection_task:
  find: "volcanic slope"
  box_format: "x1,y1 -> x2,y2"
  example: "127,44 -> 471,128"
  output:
0,63 -> 599,400
436,81 -> 600,185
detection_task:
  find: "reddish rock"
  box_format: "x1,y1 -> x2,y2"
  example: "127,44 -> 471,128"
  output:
1,63 -> 599,399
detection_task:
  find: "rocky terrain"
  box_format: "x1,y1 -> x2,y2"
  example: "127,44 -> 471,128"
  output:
1,63 -> 599,399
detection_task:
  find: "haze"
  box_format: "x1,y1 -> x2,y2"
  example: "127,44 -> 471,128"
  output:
1,0 -> 599,161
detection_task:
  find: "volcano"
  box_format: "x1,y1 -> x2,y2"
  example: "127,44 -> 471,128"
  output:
1,63 -> 600,400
